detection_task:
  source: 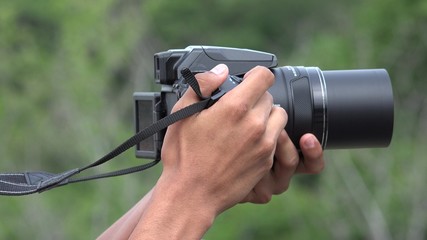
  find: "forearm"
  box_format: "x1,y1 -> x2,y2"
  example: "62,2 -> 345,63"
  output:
97,188 -> 154,240
129,175 -> 217,240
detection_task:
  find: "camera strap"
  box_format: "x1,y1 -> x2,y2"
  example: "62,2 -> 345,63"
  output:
0,68 -> 221,196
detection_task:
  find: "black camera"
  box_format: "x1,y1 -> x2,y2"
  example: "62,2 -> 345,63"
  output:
134,46 -> 394,160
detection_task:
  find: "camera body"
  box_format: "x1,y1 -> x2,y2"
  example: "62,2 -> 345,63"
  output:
134,46 -> 394,160
134,46 -> 278,159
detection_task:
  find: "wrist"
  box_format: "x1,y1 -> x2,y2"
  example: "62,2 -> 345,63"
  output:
129,173 -> 217,239
156,173 -> 219,224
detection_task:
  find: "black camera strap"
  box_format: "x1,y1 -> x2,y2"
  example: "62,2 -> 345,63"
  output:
0,69 -> 221,196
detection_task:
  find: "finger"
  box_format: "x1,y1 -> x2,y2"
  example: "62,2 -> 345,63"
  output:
269,129 -> 299,194
265,107 -> 288,149
248,92 -> 274,127
261,106 -> 287,164
173,64 -> 229,112
296,134 -> 325,174
241,108 -> 289,203
242,175 -> 274,204
227,66 -> 275,109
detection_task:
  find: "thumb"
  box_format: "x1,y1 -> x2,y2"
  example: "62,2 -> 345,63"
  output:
175,64 -> 229,110
197,64 -> 229,97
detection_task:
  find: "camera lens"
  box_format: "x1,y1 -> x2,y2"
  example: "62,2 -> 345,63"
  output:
270,66 -> 394,149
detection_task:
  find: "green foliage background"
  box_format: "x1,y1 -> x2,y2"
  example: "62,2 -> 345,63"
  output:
1,0 -> 426,239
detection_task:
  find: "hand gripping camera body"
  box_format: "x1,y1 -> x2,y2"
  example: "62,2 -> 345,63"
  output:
134,46 -> 394,160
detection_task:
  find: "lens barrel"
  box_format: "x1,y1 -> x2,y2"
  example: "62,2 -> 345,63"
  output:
270,66 -> 394,149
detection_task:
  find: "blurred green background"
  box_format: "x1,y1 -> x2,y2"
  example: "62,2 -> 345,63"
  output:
1,0 -> 426,239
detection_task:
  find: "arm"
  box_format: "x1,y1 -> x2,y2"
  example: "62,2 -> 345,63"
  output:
99,64 -> 324,239
97,188 -> 154,240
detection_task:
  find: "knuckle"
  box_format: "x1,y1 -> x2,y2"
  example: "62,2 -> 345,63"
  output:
257,192 -> 272,204
249,117 -> 267,139
272,183 -> 290,195
258,138 -> 276,157
284,155 -> 300,169
224,100 -> 250,120
260,157 -> 274,172
252,189 -> 272,204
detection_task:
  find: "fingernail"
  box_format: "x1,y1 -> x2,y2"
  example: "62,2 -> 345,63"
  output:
210,64 -> 227,75
304,137 -> 316,149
